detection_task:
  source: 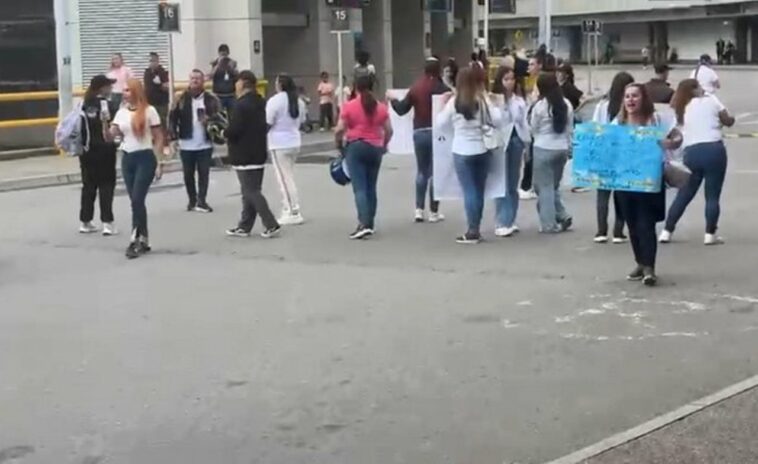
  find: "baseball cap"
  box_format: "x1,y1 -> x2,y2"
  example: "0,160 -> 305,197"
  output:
699,54 -> 713,64
89,74 -> 116,91
654,63 -> 671,74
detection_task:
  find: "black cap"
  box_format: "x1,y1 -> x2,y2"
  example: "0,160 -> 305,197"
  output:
654,63 -> 671,74
89,74 -> 116,91
238,70 -> 257,87
700,54 -> 713,64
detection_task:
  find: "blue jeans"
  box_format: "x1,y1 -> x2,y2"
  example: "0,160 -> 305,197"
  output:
665,141 -> 728,234
180,148 -> 213,205
218,95 -> 236,115
122,149 -> 157,240
533,147 -> 570,232
345,141 -> 384,229
454,152 -> 492,233
495,133 -> 525,228
413,128 -> 438,212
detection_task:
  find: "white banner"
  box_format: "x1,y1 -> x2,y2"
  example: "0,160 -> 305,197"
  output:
386,89 -> 414,155
432,95 -> 510,200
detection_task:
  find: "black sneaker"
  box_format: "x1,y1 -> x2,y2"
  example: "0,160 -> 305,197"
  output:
613,235 -> 629,244
187,202 -> 196,212
125,242 -> 140,259
261,225 -> 282,239
456,232 -> 481,244
349,225 -> 373,240
626,266 -> 644,281
642,268 -> 658,287
559,217 -> 573,232
194,203 -> 214,213
226,227 -> 251,238
137,241 -> 151,254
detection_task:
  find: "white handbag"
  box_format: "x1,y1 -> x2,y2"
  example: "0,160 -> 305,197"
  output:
479,98 -> 503,151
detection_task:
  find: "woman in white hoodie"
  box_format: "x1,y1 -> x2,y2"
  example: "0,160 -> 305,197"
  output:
491,65 -> 529,237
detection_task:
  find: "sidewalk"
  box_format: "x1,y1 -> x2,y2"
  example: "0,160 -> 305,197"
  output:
0,131 -> 334,192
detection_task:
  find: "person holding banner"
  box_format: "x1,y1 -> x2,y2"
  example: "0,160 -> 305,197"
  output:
592,72 -> 634,244
614,84 -> 681,286
491,66 -> 529,237
334,76 -> 393,240
389,57 -> 449,223
529,74 -> 574,234
660,79 -> 735,246
435,67 -> 504,244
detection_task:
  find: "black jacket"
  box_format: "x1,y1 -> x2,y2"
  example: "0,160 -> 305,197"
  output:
226,91 -> 268,166
81,95 -> 117,156
645,78 -> 675,104
168,91 -> 221,142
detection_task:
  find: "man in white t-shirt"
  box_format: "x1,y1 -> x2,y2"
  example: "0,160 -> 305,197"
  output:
690,54 -> 720,95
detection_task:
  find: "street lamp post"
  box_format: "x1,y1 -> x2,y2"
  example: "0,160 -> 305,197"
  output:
538,0 -> 551,50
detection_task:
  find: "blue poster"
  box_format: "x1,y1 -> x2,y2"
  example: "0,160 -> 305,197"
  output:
572,123 -> 665,193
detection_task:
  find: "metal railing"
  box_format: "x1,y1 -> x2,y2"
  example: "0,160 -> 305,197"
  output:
0,80 -> 268,130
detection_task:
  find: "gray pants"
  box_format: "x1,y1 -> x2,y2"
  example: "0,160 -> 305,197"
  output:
236,169 -> 278,232
533,147 -> 571,232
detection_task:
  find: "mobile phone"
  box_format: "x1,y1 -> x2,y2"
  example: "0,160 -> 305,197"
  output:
100,100 -> 110,120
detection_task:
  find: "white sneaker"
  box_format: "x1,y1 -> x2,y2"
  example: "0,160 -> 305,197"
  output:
414,209 -> 425,223
279,213 -> 305,226
495,226 -> 518,237
428,212 -> 445,223
659,230 -> 672,243
519,189 -> 537,200
102,223 -> 118,236
79,222 -> 99,234
704,234 -> 725,246
594,235 -> 609,243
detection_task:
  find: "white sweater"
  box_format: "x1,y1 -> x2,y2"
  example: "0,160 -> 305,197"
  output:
435,96 -> 504,155
529,98 -> 574,150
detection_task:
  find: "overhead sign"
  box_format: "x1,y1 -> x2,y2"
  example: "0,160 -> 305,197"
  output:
325,0 -> 370,8
330,8 -> 351,32
582,19 -> 602,34
158,3 -> 180,33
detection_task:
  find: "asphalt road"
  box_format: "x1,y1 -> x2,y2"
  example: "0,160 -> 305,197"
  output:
1,68 -> 758,464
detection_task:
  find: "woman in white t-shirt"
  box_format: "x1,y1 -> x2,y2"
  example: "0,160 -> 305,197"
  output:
266,73 -> 307,225
660,79 -> 735,246
110,79 -> 165,259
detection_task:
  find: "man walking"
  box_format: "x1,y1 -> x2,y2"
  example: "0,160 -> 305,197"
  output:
225,71 -> 281,239
716,38 -> 725,64
644,63 -> 675,104
169,70 -> 221,213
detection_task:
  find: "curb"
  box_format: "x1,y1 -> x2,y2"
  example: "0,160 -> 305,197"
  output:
543,374 -> 758,464
0,141 -> 335,193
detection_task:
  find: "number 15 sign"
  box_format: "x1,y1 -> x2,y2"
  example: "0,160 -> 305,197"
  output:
158,3 -> 181,33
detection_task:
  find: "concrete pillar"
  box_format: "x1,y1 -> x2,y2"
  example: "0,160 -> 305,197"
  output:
451,0 -> 474,63
430,10 -> 453,57
173,0 -> 263,82
361,0 -> 393,92
391,0 -> 425,88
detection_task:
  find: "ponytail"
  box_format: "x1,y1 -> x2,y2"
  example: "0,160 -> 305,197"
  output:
355,75 -> 376,117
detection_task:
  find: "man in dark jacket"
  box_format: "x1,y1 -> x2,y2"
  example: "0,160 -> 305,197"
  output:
224,70 -> 280,239
644,63 -> 675,104
144,52 -> 169,129
169,69 -> 221,213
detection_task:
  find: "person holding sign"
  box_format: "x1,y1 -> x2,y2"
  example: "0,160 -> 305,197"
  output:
491,66 -> 529,237
335,76 -> 393,240
528,73 -> 574,234
435,67 -> 504,244
660,79 -> 735,246
389,57 -> 449,224
613,84 -> 681,286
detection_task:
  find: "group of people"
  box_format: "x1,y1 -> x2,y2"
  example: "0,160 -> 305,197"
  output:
74,46 -> 735,288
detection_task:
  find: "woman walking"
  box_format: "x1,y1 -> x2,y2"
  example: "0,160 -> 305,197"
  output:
334,76 -> 393,239
435,67 -> 503,244
592,72 -> 634,243
660,79 -> 735,245
491,65 -> 529,237
106,53 -> 133,110
614,84 -> 681,286
528,73 -> 574,233
389,57 -> 449,223
267,74 -> 307,225
78,74 -> 119,236
110,79 -> 165,259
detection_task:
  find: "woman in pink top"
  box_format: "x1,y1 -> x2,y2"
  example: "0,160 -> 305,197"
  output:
334,75 -> 393,239
317,71 -> 335,131
106,53 -> 134,110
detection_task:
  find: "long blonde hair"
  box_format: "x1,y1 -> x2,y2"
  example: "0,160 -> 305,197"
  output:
125,79 -> 149,137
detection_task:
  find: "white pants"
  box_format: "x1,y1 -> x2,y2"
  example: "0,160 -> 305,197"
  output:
270,148 -> 301,215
